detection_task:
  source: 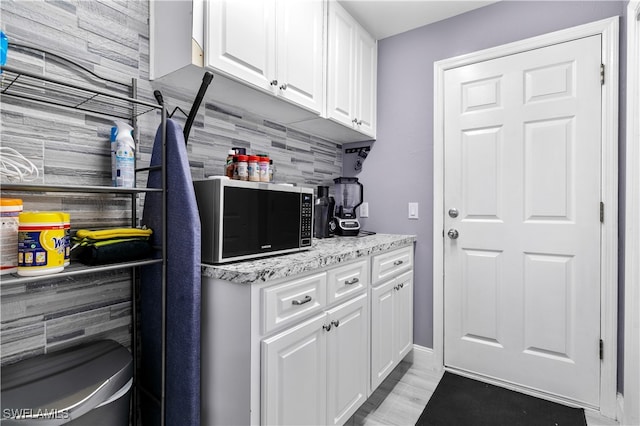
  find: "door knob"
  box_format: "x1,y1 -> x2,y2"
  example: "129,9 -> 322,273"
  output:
448,229 -> 459,239
448,208 -> 459,218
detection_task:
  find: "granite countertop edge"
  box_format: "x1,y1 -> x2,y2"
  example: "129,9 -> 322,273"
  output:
201,234 -> 416,284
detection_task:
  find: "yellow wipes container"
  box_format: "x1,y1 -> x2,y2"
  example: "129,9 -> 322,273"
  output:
18,212 -> 66,276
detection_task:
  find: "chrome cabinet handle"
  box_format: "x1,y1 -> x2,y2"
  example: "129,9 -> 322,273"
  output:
279,83 -> 288,90
393,260 -> 404,266
331,320 -> 340,328
345,277 -> 359,285
352,118 -> 358,124
448,229 -> 459,239
323,323 -> 332,332
292,295 -> 312,306
270,80 -> 278,86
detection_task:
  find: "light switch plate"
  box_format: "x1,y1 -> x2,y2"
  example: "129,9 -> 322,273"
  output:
408,202 -> 419,219
360,202 -> 369,217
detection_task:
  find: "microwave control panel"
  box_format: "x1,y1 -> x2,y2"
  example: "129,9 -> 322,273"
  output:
300,193 -> 313,246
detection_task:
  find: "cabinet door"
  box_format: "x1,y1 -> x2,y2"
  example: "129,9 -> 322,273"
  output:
394,271 -> 414,361
354,28 -> 377,137
262,313 -> 327,426
370,278 -> 396,390
326,1 -> 356,127
208,0 -> 276,90
326,293 -> 368,425
276,0 -> 324,114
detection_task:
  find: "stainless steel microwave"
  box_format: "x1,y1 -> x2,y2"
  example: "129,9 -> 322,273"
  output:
194,178 -> 313,264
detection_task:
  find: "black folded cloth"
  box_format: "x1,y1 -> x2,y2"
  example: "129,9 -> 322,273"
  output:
74,239 -> 153,266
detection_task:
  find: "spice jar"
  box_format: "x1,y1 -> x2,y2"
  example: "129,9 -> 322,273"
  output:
259,156 -> 270,182
236,154 -> 249,181
269,159 -> 275,182
248,155 -> 260,182
225,149 -> 235,178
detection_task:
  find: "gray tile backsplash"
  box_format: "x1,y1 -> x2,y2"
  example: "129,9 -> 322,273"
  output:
0,0 -> 343,365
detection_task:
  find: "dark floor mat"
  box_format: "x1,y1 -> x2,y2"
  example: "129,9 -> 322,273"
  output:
415,371 -> 587,426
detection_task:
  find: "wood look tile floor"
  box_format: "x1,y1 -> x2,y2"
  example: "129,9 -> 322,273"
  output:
346,351 -> 619,426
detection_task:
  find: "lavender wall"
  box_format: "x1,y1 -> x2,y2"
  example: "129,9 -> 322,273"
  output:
345,0 -> 627,377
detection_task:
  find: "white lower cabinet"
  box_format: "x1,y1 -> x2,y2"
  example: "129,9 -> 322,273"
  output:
370,268 -> 414,390
201,244 -> 414,425
325,293 -> 369,425
262,292 -> 368,425
262,313 -> 328,426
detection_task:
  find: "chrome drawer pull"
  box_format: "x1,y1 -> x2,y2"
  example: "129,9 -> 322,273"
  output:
393,260 -> 404,266
323,323 -> 332,332
331,320 -> 340,328
292,295 -> 312,306
345,277 -> 360,285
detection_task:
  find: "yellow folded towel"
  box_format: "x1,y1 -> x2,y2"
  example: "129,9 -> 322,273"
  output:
75,227 -> 153,240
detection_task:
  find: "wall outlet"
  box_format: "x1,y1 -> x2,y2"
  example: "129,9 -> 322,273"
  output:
360,202 -> 369,218
408,202 -> 419,219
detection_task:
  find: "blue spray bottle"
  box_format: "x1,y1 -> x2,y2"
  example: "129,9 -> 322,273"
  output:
110,121 -> 135,188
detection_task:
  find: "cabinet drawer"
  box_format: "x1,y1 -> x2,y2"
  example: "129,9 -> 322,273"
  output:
371,245 -> 413,283
326,259 -> 368,305
262,272 -> 327,333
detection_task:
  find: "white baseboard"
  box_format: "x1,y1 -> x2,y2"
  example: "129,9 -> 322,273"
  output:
617,392 -> 624,424
409,344 -> 441,372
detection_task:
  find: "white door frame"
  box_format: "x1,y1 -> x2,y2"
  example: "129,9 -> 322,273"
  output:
433,17 -> 619,418
624,3 -> 640,425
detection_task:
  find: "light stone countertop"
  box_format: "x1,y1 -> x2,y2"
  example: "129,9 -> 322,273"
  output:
201,233 -> 416,284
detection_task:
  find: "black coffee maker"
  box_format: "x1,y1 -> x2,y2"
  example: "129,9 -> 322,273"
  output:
313,186 -> 335,239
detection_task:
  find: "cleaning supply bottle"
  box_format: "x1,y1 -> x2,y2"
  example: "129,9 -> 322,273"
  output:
110,121 -> 135,188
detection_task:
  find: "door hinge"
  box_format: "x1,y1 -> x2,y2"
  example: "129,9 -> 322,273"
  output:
600,64 -> 605,85
600,339 -> 604,360
600,202 -> 604,223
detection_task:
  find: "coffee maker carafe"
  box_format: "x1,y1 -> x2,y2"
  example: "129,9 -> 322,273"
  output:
333,177 -> 363,236
313,186 -> 335,239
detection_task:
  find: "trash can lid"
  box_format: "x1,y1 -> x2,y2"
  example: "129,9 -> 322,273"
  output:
1,340 -> 132,424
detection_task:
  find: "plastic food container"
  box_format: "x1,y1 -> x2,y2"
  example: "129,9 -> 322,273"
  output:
18,211 -> 66,276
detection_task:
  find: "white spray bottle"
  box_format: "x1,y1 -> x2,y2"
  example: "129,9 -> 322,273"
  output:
110,121 -> 135,188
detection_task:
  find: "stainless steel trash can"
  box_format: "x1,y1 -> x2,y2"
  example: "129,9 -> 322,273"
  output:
1,340 -> 132,425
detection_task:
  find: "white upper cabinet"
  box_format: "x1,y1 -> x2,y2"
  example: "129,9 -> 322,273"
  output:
207,0 -> 276,91
276,0 -> 325,113
207,0 -> 324,114
150,0 -> 377,142
326,1 -> 377,138
354,27 -> 377,137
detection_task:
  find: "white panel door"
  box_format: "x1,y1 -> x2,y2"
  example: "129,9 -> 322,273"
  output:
326,293 -> 368,426
444,35 -> 602,406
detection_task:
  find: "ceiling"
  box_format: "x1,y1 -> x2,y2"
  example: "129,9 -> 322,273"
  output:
338,1 -> 499,40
